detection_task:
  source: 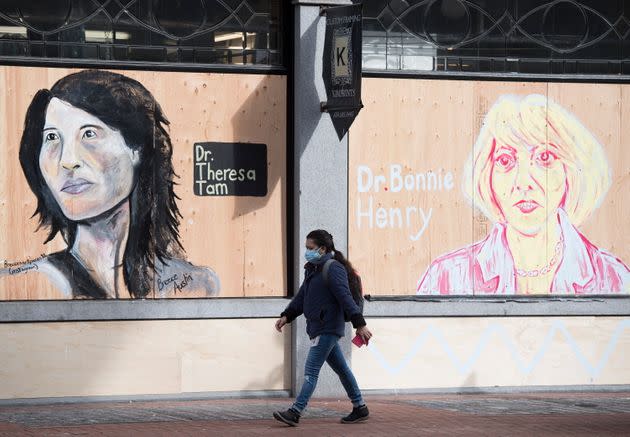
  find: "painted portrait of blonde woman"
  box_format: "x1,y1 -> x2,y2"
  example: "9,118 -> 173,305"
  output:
417,94 -> 629,295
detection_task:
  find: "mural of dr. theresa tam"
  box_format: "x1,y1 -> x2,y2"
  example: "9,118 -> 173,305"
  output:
3,70 -> 219,299
417,94 -> 629,295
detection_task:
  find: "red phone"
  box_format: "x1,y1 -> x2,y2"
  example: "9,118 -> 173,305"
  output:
352,334 -> 366,347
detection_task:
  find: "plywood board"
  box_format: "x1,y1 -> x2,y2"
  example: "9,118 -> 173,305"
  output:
349,78 -> 629,295
0,319 -> 288,398
0,67 -> 286,299
353,317 -> 630,389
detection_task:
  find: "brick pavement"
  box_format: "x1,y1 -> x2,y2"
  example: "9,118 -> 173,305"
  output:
0,392 -> 629,436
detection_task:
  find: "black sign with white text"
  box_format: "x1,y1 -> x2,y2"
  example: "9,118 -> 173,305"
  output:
322,3 -> 363,141
193,142 -> 267,197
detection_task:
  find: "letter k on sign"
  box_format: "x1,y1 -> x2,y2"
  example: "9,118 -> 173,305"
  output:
334,35 -> 350,78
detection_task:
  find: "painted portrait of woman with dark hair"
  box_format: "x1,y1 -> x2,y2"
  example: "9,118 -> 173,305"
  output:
4,69 -> 220,299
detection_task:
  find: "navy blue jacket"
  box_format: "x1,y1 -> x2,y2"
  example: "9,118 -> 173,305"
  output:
281,253 -> 366,339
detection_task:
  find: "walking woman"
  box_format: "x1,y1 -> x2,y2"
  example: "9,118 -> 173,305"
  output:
273,229 -> 372,426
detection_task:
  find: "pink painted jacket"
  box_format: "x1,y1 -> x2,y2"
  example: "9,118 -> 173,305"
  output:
417,210 -> 630,295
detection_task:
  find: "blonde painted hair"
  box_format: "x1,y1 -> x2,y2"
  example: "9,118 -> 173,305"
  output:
463,94 -> 611,227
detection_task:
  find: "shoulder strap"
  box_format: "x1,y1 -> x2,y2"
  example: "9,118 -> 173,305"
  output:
47,250 -> 108,299
321,258 -> 335,287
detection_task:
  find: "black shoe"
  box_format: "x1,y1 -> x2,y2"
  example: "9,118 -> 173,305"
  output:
341,405 -> 369,424
273,408 -> 300,427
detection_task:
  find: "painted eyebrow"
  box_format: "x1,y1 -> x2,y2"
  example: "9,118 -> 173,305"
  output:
79,124 -> 103,130
543,142 -> 560,150
529,143 -> 559,156
42,124 -> 103,131
494,145 -> 517,155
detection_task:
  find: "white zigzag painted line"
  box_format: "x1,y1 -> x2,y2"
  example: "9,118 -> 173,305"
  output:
366,319 -> 630,378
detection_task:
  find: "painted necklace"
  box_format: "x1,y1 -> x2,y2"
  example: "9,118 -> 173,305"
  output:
516,236 -> 564,278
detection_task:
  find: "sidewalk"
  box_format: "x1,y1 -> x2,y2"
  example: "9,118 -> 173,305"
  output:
1,392 -> 629,436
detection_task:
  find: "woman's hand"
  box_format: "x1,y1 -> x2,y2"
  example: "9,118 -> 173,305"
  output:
275,316 -> 288,332
356,325 -> 372,344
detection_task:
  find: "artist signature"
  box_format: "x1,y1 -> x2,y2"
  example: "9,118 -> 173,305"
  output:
157,272 -> 193,294
8,263 -> 38,275
173,273 -> 193,293
4,254 -> 46,268
157,274 -> 178,291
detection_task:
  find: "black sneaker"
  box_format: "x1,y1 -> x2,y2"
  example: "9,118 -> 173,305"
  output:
341,405 -> 369,424
273,408 -> 300,427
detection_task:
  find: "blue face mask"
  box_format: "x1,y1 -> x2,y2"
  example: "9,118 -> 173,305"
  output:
304,247 -> 323,263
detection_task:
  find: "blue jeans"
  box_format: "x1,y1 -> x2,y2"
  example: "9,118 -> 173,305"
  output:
292,334 -> 364,413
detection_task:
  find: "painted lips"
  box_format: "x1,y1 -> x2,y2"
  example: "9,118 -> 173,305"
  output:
514,200 -> 540,213
61,178 -> 93,194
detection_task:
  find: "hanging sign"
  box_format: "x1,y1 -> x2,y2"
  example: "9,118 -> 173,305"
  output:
321,3 -> 363,141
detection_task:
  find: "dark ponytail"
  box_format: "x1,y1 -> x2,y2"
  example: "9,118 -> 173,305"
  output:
306,230 -> 362,303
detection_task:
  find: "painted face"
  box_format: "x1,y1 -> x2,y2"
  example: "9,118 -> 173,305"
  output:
39,98 -> 139,221
490,140 -> 566,236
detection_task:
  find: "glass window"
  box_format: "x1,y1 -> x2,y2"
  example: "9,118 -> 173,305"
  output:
362,0 -> 627,76
0,0 -> 284,68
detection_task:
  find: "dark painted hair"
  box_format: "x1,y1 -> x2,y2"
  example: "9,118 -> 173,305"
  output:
19,69 -> 183,298
306,229 -> 362,297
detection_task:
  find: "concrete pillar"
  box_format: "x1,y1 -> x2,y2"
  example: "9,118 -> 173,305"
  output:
291,0 -> 354,399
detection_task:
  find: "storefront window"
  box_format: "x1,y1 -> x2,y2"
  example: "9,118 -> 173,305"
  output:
0,0 -> 283,67
362,0 -> 628,75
